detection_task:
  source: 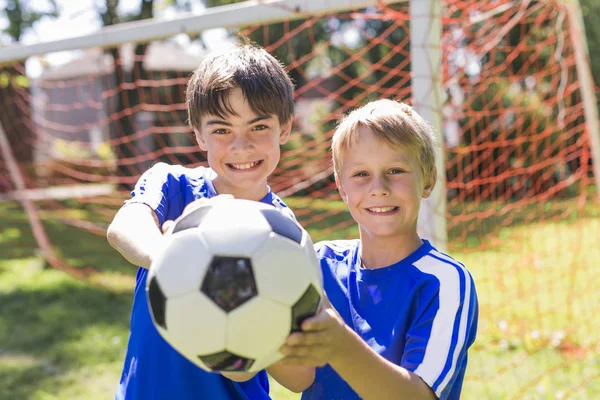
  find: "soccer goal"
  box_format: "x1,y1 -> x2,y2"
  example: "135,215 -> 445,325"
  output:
0,0 -> 599,397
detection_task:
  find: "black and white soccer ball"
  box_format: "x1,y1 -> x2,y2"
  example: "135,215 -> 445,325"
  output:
146,198 -> 323,373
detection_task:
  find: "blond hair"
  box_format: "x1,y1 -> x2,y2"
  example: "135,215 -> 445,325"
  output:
332,99 -> 437,182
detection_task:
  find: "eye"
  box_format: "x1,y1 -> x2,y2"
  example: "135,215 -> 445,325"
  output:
353,171 -> 369,178
389,168 -> 405,175
212,128 -> 228,135
253,124 -> 268,131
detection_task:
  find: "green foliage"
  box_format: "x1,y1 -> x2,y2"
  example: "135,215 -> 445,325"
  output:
0,71 -> 28,88
580,0 -> 600,90
204,0 -> 411,107
1,0 -> 58,43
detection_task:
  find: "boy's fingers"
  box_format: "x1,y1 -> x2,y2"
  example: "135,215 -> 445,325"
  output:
280,343 -> 330,359
162,220 -> 175,234
182,199 -> 209,215
301,308 -> 336,331
285,330 -> 330,347
182,194 -> 234,215
212,194 -> 234,202
321,292 -> 332,308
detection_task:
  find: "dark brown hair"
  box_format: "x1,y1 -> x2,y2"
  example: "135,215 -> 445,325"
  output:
186,43 -> 295,131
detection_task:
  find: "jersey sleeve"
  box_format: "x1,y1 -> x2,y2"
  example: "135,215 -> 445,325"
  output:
402,257 -> 479,400
124,162 -> 179,226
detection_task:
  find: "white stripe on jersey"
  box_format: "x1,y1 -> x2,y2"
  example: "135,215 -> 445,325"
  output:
413,251 -> 473,397
429,250 -> 473,395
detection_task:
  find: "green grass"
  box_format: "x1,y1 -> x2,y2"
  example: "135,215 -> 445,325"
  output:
0,197 -> 599,399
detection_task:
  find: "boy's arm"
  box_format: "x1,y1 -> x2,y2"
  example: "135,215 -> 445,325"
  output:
330,322 -> 436,400
106,203 -> 165,269
267,363 -> 315,393
106,162 -> 175,269
281,307 -> 436,400
220,363 -> 314,393
281,271 -> 478,400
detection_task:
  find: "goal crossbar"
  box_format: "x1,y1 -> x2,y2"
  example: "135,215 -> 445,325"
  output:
0,0 -> 403,63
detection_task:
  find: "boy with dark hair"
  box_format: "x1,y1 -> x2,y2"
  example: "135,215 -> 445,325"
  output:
107,43 -> 313,400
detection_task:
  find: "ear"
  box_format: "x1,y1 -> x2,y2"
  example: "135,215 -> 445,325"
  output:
335,173 -> 348,204
422,168 -> 437,199
194,128 -> 208,152
279,121 -> 292,145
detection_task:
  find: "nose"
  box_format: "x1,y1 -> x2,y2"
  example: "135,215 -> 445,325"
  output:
231,133 -> 254,153
369,175 -> 390,197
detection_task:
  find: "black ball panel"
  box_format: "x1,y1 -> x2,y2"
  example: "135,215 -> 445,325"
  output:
260,209 -> 303,244
201,257 -> 258,312
290,284 -> 322,333
147,276 -> 167,330
199,351 -> 255,372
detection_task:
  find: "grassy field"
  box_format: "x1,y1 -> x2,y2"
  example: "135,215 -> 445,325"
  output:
0,198 -> 599,400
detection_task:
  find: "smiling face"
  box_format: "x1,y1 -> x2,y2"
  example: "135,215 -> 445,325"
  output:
336,126 -> 435,245
195,87 -> 291,201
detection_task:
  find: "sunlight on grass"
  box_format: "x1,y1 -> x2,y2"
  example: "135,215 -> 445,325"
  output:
1,197 -> 599,399
458,216 -> 600,399
0,258 -> 132,400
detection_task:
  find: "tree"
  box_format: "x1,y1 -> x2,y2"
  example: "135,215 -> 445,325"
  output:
204,0 -> 410,106
1,0 -> 59,43
579,0 -> 600,98
98,0 -> 154,187
0,0 -> 59,168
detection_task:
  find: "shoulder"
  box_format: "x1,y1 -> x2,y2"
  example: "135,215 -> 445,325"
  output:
160,163 -> 214,181
412,246 -> 471,280
140,162 -> 214,183
410,246 -> 476,302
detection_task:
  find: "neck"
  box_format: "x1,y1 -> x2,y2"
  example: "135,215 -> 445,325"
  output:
359,231 -> 423,270
211,177 -> 269,202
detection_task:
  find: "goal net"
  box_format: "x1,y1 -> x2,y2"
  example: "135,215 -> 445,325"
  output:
0,0 -> 598,397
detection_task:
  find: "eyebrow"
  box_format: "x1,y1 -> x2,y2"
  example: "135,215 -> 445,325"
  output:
205,115 -> 273,126
348,156 -> 412,167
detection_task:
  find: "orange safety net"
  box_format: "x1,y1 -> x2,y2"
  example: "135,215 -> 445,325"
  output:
0,1 -> 598,397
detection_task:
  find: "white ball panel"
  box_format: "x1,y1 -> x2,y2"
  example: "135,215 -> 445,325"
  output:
252,234 -> 317,306
226,297 -> 291,359
249,350 -> 284,373
198,200 -> 272,256
165,291 -> 228,357
151,230 -> 212,298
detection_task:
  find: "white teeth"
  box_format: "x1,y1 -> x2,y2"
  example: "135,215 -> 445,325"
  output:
230,161 -> 260,170
368,206 -> 396,213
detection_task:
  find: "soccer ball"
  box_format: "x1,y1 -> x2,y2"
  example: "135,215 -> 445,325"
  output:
146,198 -> 323,373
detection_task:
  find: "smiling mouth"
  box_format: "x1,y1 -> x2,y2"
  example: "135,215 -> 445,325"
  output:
227,160 -> 263,170
366,206 -> 399,213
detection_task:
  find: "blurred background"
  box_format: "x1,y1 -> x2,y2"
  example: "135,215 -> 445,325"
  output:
0,0 -> 599,399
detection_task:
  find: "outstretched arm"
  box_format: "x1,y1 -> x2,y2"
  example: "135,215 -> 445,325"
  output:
218,361 -> 314,392
267,362 -> 315,393
107,203 -> 165,269
216,360 -> 314,393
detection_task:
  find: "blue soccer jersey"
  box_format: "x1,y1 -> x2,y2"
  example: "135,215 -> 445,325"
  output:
302,239 -> 478,400
115,162 -> 292,400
